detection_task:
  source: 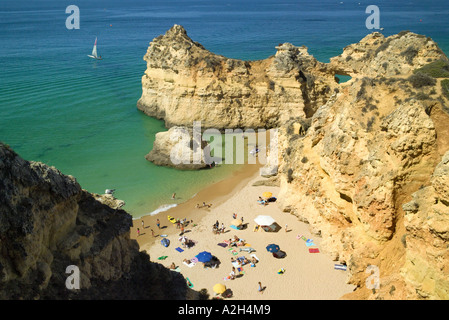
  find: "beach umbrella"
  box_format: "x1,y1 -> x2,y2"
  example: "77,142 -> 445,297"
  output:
161,238 -> 170,247
266,244 -> 280,253
262,192 -> 272,199
196,251 -> 213,263
254,215 -> 276,226
231,219 -> 242,226
213,283 -> 226,294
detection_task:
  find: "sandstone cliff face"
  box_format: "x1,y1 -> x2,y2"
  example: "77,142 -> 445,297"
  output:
0,143 -> 186,299
402,151 -> 449,299
276,33 -> 449,299
137,25 -> 338,129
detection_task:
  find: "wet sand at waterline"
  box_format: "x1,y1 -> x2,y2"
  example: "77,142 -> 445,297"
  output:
131,165 -> 355,299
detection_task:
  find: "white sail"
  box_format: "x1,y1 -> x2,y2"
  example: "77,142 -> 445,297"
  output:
91,37 -> 98,58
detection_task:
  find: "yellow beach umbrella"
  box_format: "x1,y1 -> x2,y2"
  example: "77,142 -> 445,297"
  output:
262,192 -> 272,199
231,219 -> 242,226
213,283 -> 226,294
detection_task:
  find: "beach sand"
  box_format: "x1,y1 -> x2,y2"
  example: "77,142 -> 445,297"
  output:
132,165 -> 355,300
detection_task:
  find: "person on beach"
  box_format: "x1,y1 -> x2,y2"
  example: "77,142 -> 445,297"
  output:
137,228 -> 140,237
232,213 -> 237,219
258,282 -> 264,294
169,262 -> 176,270
156,219 -> 160,229
251,257 -> 257,267
230,267 -> 236,280
180,225 -> 185,235
172,193 -> 176,199
141,219 -> 144,229
151,229 -> 155,237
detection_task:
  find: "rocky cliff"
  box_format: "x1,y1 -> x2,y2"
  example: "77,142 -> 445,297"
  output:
276,32 -> 449,299
137,25 -> 338,129
138,26 -> 449,299
0,143 -> 187,299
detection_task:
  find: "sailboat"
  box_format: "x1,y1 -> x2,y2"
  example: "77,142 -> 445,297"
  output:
87,37 -> 102,60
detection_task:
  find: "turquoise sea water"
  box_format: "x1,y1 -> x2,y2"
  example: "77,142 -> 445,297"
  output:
1,0 -> 448,218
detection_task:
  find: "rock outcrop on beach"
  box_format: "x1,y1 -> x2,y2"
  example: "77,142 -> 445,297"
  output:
146,126 -> 211,170
138,26 -> 449,299
0,143 -> 187,299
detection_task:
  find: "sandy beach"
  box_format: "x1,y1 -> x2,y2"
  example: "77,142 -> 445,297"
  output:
132,165 -> 355,300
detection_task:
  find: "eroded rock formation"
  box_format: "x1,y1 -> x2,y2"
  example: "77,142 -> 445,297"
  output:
138,26 -> 449,299
0,143 -> 187,299
137,25 -> 338,129
276,32 -> 449,299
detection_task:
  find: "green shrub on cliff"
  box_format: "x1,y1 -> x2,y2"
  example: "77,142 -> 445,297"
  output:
408,72 -> 436,88
413,60 -> 449,78
441,79 -> 449,99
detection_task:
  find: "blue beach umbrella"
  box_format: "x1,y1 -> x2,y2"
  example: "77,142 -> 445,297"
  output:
266,244 -> 280,253
161,238 -> 170,247
196,251 -> 213,263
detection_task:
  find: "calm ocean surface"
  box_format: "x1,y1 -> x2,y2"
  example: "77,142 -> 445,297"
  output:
1,0 -> 448,218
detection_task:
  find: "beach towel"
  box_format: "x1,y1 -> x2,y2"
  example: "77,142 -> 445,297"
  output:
239,247 -> 255,253
334,264 -> 347,271
237,267 -> 245,275
309,248 -> 320,253
183,261 -> 196,268
171,267 -> 181,272
250,254 -> 259,261
305,242 -> 316,247
228,248 -> 238,256
232,261 -> 241,268
217,243 -> 228,248
157,256 -> 168,260
186,277 -> 193,288
175,247 -> 184,253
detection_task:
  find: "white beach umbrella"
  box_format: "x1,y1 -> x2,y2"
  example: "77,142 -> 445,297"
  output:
254,215 -> 276,226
